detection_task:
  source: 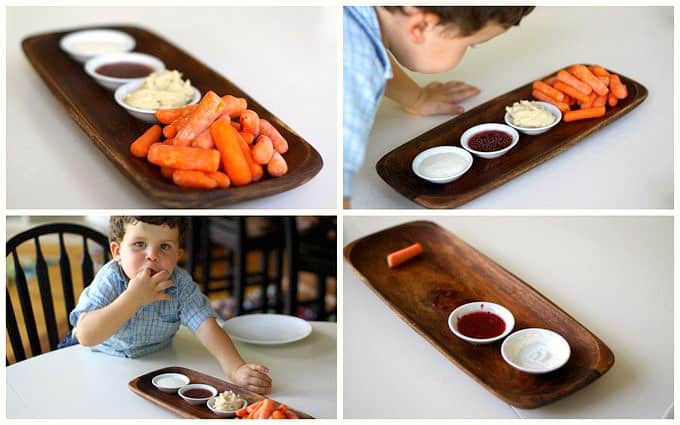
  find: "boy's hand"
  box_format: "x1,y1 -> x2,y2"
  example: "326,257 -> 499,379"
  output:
124,268 -> 174,308
404,81 -> 480,116
231,363 -> 272,394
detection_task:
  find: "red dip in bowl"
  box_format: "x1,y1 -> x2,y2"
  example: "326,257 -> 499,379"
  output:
468,130 -> 512,152
457,311 -> 506,339
95,62 -> 154,78
183,388 -> 213,399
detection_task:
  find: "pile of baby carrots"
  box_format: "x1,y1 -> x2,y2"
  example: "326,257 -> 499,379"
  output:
129,91 -> 289,189
235,398 -> 298,419
531,64 -> 629,123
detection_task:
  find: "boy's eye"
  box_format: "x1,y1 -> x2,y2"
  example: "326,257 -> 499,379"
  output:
160,243 -> 172,250
134,241 -> 146,248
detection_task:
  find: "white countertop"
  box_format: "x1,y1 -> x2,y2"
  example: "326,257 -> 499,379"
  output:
342,217 -> 673,418
6,321 -> 337,418
350,6 -> 673,209
6,6 -> 337,209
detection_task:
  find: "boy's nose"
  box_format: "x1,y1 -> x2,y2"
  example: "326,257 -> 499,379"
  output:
146,247 -> 159,260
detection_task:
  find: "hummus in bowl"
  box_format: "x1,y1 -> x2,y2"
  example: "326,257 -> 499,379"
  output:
504,100 -> 561,135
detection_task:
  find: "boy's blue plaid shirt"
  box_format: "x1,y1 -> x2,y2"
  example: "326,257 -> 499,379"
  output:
343,6 -> 392,197
69,260 -> 217,358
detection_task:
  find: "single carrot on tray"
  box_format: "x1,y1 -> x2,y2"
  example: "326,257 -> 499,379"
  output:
239,131 -> 255,144
532,80 -> 565,102
608,91 -> 619,107
563,106 -> 606,122
160,166 -> 175,179
556,69 -> 592,95
240,109 -> 260,136
191,128 -> 214,149
543,75 -> 558,86
259,118 -> 288,154
609,74 -> 628,99
553,81 -> 591,104
257,399 -> 276,419
589,64 -> 610,78
175,91 -> 225,146
271,410 -> 286,419
239,137 -> 264,182
130,124 -> 162,158
387,242 -> 423,268
163,122 -> 178,139
211,118 -> 253,186
568,64 -> 609,96
252,135 -> 274,165
206,171 -> 230,188
172,170 -> 218,189
147,143 -> 221,172
531,89 -> 570,112
267,152 -> 288,177
221,95 -> 247,117
155,104 -> 198,124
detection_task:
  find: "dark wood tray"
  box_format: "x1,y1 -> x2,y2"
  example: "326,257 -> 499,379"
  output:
128,366 -> 313,419
376,66 -> 647,208
344,221 -> 614,409
22,25 -> 323,208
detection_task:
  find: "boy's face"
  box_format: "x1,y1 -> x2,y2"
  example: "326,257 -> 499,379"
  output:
385,8 -> 509,73
110,221 -> 184,279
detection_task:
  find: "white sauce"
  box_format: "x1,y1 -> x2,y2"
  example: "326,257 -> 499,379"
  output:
418,152 -> 469,178
70,41 -> 127,55
517,343 -> 557,369
506,100 -> 556,128
156,376 -> 186,388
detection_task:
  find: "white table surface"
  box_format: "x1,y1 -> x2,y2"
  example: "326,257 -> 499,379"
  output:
342,217 -> 673,418
6,6 -> 337,209
350,6 -> 674,209
6,321 -> 336,418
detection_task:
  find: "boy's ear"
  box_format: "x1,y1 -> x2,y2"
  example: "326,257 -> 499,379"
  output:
406,9 -> 440,44
110,242 -> 121,260
177,247 -> 184,260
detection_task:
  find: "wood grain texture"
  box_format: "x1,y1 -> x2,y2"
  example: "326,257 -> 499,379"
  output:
21,25 -> 323,208
376,66 -> 647,208
128,366 -> 313,419
344,221 -> 614,409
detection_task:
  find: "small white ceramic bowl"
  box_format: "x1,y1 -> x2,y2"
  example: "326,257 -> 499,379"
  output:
501,328 -> 571,374
114,79 -> 201,123
504,101 -> 562,136
60,29 -> 135,63
85,52 -> 164,91
151,372 -> 190,393
460,123 -> 519,159
178,384 -> 218,405
411,146 -> 473,184
207,395 -> 247,417
448,301 -> 515,344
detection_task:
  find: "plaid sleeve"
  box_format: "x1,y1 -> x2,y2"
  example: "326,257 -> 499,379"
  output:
69,260 -> 123,328
176,268 -> 218,332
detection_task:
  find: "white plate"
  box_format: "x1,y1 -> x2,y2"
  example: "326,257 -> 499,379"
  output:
222,314 -> 312,345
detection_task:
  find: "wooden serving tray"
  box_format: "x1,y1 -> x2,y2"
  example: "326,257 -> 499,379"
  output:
22,25 -> 323,208
376,66 -> 647,208
344,221 -> 614,409
128,366 -> 312,419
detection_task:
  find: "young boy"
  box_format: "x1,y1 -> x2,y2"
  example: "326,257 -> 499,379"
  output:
69,217 -> 272,394
343,6 -> 535,207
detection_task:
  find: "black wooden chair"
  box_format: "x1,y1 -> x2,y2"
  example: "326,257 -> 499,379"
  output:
6,223 -> 109,364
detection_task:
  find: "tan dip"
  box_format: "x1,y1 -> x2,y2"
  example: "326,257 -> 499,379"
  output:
505,100 -> 556,128
124,70 -> 194,109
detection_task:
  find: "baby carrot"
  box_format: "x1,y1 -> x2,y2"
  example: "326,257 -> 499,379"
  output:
172,170 -> 218,189
239,131 -> 255,144
163,122 -> 178,139
593,94 -> 607,108
553,81 -> 591,104
609,74 -> 628,99
271,410 -> 286,419
589,64 -> 610,78
191,128 -> 214,149
163,137 -> 175,145
597,75 -> 610,86
239,137 -> 264,182
130,124 -> 162,158
252,135 -> 274,165
556,70 -> 592,96
155,104 -> 196,124
532,89 -> 570,112
543,75 -> 558,86
221,95 -> 247,117
160,167 -> 175,179
267,152 -> 288,177
257,399 -> 276,419
147,144 -> 220,172
387,242 -> 423,268
235,405 -> 249,418
569,64 -> 609,96
532,80 -> 565,102
563,106 -> 606,122
579,92 -> 597,109
608,92 -> 619,107
259,118 -> 288,154
210,118 -> 253,186
175,91 -> 225,146
206,171 -> 230,188
240,109 -> 260,136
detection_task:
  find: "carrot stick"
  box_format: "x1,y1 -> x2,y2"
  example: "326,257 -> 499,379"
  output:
532,80 -> 565,102
240,109 -> 260,136
239,131 -> 255,144
387,243 -> 423,268
579,92 -> 597,109
155,104 -> 196,124
163,137 -> 175,145
593,94 -> 607,108
235,405 -> 249,418
191,128 -> 214,149
271,410 -> 286,419
163,122 -> 178,139
609,74 -> 628,99
259,119 -> 288,154
172,170 -> 218,189
597,75 -> 610,86
252,135 -> 274,165
160,166 -> 175,179
553,81 -> 591,104
543,75 -> 558,86
147,144 -> 220,172
267,152 -> 288,177
206,171 -> 230,188
556,70 -> 592,95
257,399 -> 276,419
175,91 -> 225,146
240,137 -> 264,182
608,92 -> 619,107
210,118 -> 253,186
563,106 -> 606,122
221,95 -> 247,118
130,125 -> 162,158
589,64 -> 610,78
246,400 -> 264,414
568,64 -> 609,96
531,89 -> 570,112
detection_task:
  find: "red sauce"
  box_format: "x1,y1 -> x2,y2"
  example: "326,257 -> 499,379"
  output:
183,388 -> 213,399
457,311 -> 506,339
468,130 -> 512,152
95,62 -> 154,78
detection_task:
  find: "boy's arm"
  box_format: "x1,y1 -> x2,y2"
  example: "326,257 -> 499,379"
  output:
384,54 -> 480,116
195,318 -> 272,394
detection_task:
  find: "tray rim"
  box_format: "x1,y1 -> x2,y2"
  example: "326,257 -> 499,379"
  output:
376,64 -> 648,209
20,24 -> 324,208
343,220 -> 615,409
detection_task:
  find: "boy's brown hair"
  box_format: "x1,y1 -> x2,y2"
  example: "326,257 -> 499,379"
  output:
383,6 -> 535,36
109,216 -> 188,246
